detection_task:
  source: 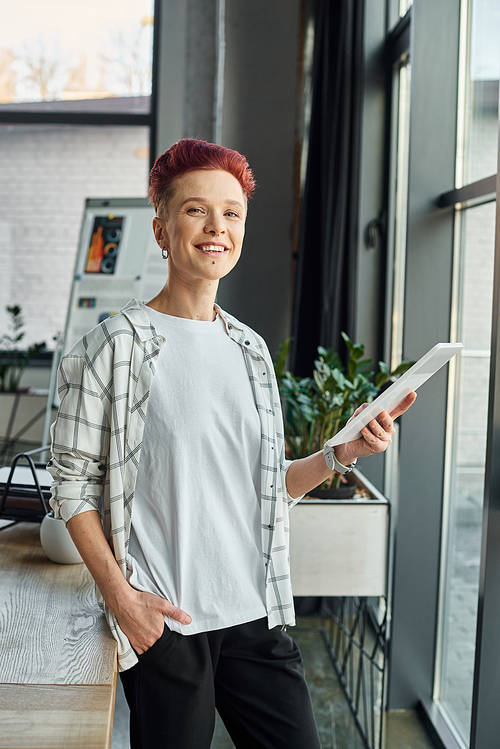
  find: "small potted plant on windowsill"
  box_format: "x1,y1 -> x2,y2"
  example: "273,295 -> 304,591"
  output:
274,333 -> 413,498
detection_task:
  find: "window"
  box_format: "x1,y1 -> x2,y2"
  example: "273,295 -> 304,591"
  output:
386,56 -> 411,374
0,0 -> 158,348
436,201 -> 495,742
460,0 -> 500,184
0,0 -> 155,113
434,0 -> 500,743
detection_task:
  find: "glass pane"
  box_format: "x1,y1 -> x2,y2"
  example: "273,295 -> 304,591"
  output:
384,58 -> 411,503
0,0 -> 154,113
390,61 -> 411,371
399,0 -> 413,17
438,201 -> 495,743
462,0 -> 500,184
0,124 -> 150,348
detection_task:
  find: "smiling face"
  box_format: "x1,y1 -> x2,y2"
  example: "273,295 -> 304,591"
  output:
153,169 -> 247,287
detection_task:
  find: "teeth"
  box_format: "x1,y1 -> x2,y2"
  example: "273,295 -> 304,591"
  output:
200,245 -> 226,252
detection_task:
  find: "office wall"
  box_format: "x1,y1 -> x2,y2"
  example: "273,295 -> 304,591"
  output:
155,0 -> 301,353
0,124 -> 149,348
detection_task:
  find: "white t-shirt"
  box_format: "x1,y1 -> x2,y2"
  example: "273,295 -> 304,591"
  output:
127,304 -> 267,634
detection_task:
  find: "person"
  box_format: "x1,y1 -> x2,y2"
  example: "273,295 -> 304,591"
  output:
48,138 -> 415,749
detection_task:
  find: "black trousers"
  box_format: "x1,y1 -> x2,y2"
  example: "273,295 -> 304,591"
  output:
119,617 -> 322,749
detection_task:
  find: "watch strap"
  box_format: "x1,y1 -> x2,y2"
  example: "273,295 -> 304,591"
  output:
323,444 -> 357,474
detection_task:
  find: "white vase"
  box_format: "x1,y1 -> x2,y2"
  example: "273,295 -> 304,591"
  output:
40,511 -> 83,564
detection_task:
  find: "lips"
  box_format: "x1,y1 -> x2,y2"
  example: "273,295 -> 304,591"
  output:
195,243 -> 229,255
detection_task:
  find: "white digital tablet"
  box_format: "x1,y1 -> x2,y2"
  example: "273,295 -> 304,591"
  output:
325,342 -> 463,447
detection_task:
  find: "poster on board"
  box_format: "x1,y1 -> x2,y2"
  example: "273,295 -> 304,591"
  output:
84,215 -> 125,274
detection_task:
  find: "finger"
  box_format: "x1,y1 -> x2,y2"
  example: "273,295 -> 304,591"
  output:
348,402 -> 370,424
162,600 -> 192,625
373,410 -> 395,434
361,423 -> 391,451
389,391 -> 417,420
365,416 -> 394,441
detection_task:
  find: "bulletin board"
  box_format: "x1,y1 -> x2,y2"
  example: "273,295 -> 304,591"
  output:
62,197 -> 165,355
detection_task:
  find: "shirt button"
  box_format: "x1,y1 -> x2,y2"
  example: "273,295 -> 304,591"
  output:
245,340 -> 250,346
268,524 -> 272,529
228,324 -> 233,330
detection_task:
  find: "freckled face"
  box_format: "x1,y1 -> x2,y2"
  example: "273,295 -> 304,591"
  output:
153,169 -> 247,285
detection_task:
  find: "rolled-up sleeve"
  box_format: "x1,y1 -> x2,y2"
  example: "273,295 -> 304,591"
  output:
47,354 -> 110,524
283,459 -> 304,508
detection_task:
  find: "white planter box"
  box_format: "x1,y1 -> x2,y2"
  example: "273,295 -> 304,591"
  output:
289,472 -> 389,597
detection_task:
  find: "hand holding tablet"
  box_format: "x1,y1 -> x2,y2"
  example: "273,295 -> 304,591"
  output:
325,342 -> 463,449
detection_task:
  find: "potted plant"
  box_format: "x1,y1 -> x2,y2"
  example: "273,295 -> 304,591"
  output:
0,305 -> 46,393
0,306 -> 46,457
274,332 -> 412,498
274,334 -> 413,597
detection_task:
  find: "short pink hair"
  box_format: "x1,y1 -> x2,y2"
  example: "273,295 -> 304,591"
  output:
149,138 -> 257,215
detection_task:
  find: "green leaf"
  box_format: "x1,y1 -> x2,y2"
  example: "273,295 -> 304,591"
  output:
273,337 -> 292,380
391,360 -> 415,377
275,332 -> 417,463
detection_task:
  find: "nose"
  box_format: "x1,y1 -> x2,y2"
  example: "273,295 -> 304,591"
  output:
204,217 -> 225,237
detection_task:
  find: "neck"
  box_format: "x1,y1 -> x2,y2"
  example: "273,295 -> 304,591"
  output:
146,276 -> 219,322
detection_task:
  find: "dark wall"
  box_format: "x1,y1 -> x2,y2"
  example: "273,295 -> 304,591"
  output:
217,0 -> 300,353
155,0 -> 301,354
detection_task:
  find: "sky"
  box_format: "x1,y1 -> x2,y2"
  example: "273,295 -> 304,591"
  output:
2,0 -> 500,99
0,0 -> 155,100
469,0 -> 500,80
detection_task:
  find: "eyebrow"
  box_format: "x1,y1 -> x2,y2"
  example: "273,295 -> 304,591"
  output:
180,197 -> 245,209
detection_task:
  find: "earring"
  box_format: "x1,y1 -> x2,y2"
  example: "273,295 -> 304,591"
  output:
162,248 -> 169,259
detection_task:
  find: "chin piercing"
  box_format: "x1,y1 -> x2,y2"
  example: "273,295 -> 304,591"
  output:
212,261 -> 216,264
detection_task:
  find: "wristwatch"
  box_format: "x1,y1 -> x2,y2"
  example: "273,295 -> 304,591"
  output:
323,444 -> 357,475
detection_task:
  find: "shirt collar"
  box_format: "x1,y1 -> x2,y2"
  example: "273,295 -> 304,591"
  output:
119,298 -> 263,358
120,298 -> 159,342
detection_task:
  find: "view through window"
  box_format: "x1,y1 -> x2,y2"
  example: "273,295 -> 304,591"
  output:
0,0 -> 154,113
436,0 -> 500,743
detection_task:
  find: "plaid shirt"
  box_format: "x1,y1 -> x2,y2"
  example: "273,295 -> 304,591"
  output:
48,298 -> 300,672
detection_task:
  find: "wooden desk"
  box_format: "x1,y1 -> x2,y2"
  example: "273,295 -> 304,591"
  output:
0,523 -> 117,749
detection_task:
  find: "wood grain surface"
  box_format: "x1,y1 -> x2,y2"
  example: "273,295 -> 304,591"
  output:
0,523 -> 116,686
0,684 -> 116,749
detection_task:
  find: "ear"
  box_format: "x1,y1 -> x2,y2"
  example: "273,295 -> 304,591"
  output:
153,216 -> 168,249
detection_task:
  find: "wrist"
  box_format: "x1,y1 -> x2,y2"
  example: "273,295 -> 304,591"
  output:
323,443 -> 357,475
332,444 -> 356,469
99,575 -> 137,617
